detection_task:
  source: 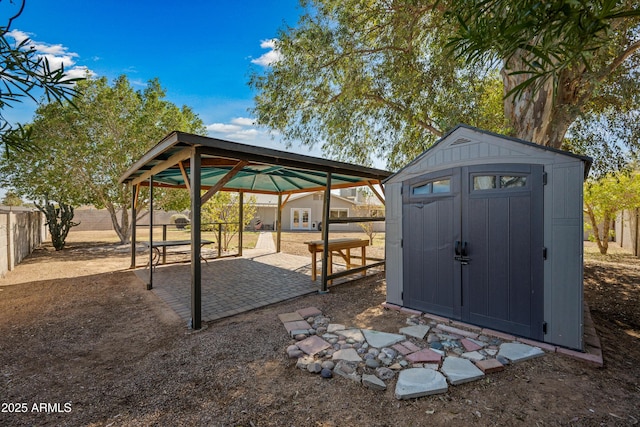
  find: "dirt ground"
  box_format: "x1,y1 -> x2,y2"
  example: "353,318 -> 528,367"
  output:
0,232 -> 638,426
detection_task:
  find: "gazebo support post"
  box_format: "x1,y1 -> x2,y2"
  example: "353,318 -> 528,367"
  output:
190,148 -> 202,330
276,194 -> 282,252
320,172 -> 332,293
147,176 -> 153,290
130,184 -> 137,269
238,191 -> 243,256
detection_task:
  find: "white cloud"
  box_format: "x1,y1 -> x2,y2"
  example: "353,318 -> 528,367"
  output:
206,123 -> 243,133
251,38 -> 282,67
206,116 -> 276,144
259,39 -> 277,49
6,29 -> 93,80
7,29 -> 29,44
65,65 -> 93,80
230,117 -> 255,126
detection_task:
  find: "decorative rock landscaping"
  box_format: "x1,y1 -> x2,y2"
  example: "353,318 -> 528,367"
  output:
279,306 -> 548,399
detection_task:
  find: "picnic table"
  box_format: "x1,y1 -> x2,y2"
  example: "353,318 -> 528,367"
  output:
145,239 -> 213,267
304,238 -> 369,281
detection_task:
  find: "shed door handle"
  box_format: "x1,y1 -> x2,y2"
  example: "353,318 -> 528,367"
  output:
454,241 -> 469,264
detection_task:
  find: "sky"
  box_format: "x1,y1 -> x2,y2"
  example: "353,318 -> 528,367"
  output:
2,0 -> 309,154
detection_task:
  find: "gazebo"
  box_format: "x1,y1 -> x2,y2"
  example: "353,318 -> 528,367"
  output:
119,131 -> 391,329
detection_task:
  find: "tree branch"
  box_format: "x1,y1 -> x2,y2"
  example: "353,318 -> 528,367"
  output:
1,0 -> 26,36
601,39 -> 640,81
362,92 -> 443,137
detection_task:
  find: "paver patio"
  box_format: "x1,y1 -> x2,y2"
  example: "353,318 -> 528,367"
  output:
139,251 -> 315,323
135,232 -> 383,324
135,233 -> 318,323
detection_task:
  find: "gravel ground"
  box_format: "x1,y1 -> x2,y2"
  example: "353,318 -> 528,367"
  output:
0,233 -> 638,426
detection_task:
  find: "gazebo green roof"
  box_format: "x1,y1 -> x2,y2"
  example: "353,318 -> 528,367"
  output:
119,131 -> 391,194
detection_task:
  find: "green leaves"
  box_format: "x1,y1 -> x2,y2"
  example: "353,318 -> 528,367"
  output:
251,0 -> 639,168
0,30 -> 83,154
446,0 -> 640,99
250,0 -> 507,169
0,75 -> 205,243
584,169 -> 640,253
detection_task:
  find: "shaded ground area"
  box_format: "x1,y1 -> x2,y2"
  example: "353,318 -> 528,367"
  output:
0,235 -> 638,426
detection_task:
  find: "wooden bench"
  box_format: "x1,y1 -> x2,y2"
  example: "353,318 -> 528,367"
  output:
304,238 -> 369,281
145,239 -> 214,267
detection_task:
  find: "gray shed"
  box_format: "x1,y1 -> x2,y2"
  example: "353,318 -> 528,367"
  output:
384,125 -> 591,350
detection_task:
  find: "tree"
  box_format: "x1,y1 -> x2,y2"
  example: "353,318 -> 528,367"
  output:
250,0 -> 507,169
201,192 -> 257,252
0,75 -> 206,244
448,0 -> 640,149
250,0 -> 640,169
584,169 -> 640,254
0,0 -> 81,154
1,190 -> 22,206
353,190 -> 384,245
564,109 -> 640,179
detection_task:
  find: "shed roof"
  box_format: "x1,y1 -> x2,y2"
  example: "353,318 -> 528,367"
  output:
119,132 -> 391,194
384,124 -> 592,184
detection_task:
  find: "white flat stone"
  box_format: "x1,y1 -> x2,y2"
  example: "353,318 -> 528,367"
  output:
461,351 -> 485,361
399,324 -> 431,339
362,374 -> 386,391
362,329 -> 406,348
441,357 -> 485,385
327,324 -> 346,333
394,368 -> 448,400
332,348 -> 363,362
498,343 -> 545,363
339,328 -> 365,343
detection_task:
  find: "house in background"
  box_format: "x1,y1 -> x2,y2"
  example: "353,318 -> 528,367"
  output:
72,189 -> 386,234
251,190 -> 384,232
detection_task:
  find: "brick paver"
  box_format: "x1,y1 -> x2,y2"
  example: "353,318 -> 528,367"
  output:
145,248 -> 316,323
141,233 -> 383,325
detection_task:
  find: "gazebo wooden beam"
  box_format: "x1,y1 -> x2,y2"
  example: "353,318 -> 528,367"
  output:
367,180 -> 386,205
178,161 -> 191,192
131,147 -> 192,186
200,161 -> 248,205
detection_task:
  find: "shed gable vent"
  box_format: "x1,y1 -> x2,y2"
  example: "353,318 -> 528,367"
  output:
451,137 -> 471,145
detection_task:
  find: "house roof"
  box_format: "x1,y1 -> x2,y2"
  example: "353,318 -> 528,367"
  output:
119,132 -> 392,194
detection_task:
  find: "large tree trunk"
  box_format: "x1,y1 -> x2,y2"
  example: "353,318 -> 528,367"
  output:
502,54 -> 586,149
585,204 -> 611,255
105,202 -> 131,244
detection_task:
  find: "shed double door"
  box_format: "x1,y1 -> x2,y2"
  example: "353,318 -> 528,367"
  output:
402,164 -> 544,340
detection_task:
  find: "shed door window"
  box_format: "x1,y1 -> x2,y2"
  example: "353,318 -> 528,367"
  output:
412,178 -> 451,195
473,174 -> 527,191
501,176 -> 527,188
